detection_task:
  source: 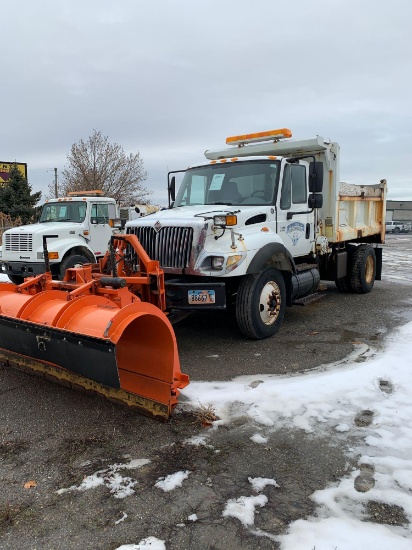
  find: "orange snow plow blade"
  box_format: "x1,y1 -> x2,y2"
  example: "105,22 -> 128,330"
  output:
0,235 -> 189,421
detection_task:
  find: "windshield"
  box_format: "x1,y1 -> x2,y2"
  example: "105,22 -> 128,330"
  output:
39,201 -> 87,223
174,160 -> 280,207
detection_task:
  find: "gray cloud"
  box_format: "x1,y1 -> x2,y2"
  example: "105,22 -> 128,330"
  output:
2,0 -> 411,204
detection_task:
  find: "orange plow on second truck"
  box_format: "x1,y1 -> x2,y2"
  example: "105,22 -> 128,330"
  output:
0,235 -> 189,420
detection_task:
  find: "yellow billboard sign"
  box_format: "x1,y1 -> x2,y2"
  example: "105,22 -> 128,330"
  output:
0,162 -> 28,184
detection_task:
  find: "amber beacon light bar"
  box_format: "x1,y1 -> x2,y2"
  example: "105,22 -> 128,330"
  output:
225,128 -> 292,146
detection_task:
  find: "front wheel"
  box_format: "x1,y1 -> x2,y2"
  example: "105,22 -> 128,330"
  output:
8,274 -> 24,285
236,268 -> 286,339
59,254 -> 89,280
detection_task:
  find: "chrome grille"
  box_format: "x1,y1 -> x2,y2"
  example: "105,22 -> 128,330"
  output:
128,226 -> 193,269
4,233 -> 33,252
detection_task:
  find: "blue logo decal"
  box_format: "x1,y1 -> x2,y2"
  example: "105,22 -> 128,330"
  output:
286,222 -> 305,245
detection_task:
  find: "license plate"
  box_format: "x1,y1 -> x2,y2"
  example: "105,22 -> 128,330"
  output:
188,290 -> 216,304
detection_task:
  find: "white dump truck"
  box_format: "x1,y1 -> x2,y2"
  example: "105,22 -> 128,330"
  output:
125,128 -> 386,339
0,191 -> 120,284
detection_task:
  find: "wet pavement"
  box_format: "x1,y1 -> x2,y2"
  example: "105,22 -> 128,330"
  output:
0,234 -> 411,549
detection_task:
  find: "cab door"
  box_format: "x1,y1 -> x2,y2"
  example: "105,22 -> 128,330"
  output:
89,202 -> 113,257
277,162 -> 313,258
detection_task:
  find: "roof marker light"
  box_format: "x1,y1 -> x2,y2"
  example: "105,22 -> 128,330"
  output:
226,128 -> 292,146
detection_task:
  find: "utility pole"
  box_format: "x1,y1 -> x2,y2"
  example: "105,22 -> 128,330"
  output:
54,168 -> 58,198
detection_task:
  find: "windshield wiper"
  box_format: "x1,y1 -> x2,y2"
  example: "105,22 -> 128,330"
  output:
208,201 -> 233,205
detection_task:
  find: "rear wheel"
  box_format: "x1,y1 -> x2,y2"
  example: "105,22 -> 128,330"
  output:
236,268 -> 286,339
350,244 -> 376,294
59,254 -> 89,280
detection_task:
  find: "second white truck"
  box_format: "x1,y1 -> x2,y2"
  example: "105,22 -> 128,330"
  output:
0,191 -> 120,283
125,128 -> 386,339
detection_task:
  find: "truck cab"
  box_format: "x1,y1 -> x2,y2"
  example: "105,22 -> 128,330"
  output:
0,191 -> 119,284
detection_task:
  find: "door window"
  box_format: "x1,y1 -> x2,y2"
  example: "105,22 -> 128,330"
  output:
91,203 -> 109,224
280,164 -> 307,209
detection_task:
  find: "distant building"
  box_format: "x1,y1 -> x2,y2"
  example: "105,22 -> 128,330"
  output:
386,200 -> 412,222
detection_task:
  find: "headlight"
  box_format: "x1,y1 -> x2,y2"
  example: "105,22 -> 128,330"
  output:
213,215 -> 237,227
211,256 -> 225,270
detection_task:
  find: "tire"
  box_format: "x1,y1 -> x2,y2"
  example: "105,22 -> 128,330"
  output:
8,274 -> 24,285
236,268 -> 286,339
59,254 -> 89,280
350,244 -> 376,294
394,227 -> 400,234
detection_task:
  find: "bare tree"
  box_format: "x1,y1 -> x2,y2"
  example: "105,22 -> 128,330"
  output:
58,130 -> 151,205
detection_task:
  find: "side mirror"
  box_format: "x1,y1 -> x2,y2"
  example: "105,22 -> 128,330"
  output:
309,161 -> 324,193
168,176 -> 176,202
308,193 -> 323,209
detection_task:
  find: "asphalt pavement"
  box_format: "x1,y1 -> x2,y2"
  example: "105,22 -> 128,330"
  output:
0,234 -> 411,550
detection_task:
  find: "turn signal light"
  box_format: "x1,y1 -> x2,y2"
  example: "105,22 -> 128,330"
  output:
213,215 -> 237,226
48,252 -> 59,259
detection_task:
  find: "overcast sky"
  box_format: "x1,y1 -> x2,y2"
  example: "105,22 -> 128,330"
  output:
2,0 -> 412,205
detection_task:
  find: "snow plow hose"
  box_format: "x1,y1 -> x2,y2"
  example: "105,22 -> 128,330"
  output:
0,285 -> 189,420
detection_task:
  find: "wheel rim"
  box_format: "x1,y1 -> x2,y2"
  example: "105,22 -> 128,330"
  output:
259,281 -> 281,325
365,255 -> 374,284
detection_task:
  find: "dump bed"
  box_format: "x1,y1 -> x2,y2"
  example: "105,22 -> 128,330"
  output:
330,180 -> 386,244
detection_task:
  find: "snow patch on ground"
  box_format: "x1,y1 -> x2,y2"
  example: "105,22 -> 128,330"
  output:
115,537 -> 166,549
56,458 -> 150,499
248,476 -> 279,493
250,433 -> 268,444
115,512 -> 128,525
223,494 -> 268,527
154,470 -> 191,492
184,435 -> 208,446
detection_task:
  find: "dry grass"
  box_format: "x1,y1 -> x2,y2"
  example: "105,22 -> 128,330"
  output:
192,403 -> 218,428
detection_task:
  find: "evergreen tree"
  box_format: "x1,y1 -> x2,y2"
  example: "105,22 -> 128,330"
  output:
0,164 -> 41,224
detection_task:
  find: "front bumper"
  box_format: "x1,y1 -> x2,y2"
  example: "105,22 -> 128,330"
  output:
0,261 -> 49,278
166,281 -> 227,310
